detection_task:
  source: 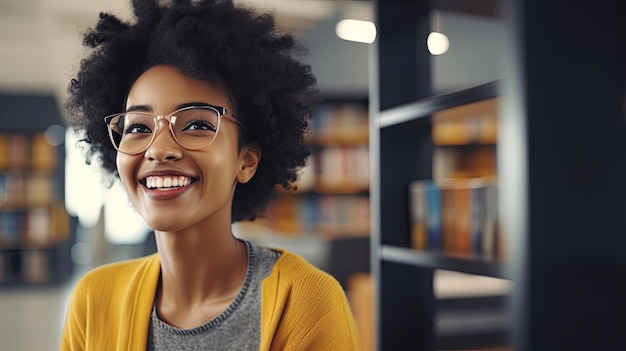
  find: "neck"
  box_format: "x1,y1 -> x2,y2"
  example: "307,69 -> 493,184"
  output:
155,228 -> 248,309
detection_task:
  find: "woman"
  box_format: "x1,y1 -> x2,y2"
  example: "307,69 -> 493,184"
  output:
61,0 -> 361,350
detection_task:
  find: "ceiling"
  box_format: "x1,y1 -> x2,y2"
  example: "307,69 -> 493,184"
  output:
0,0 -> 505,109
0,0 -> 372,103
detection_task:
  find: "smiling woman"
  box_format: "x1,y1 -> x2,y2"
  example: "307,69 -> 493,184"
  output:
61,0 -> 361,350
115,65 -> 253,231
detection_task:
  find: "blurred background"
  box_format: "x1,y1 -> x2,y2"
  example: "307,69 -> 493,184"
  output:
0,0 -> 512,350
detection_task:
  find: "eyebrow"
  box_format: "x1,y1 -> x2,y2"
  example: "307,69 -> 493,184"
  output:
125,102 -> 216,113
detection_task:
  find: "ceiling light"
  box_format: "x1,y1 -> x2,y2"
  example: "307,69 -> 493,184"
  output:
335,19 -> 376,44
427,31 -> 450,55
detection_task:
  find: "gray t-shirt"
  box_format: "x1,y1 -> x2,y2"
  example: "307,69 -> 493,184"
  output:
147,241 -> 281,351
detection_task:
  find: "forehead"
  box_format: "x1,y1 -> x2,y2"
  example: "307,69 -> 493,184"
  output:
126,65 -> 231,112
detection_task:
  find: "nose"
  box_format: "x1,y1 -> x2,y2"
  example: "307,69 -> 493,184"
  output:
143,119 -> 183,162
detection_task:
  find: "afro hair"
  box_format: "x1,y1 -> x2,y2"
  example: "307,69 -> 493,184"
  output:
65,0 -> 317,222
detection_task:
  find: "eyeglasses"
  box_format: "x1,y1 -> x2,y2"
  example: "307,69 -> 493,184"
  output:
103,105 -> 242,155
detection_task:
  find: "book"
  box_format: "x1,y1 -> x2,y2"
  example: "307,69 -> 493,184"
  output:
441,187 -> 456,254
453,185 -> 472,256
470,185 -> 486,257
21,250 -> 49,283
317,147 -> 346,190
312,103 -> 368,144
352,196 -> 370,235
346,145 -> 370,190
30,133 -> 58,172
409,181 -> 427,250
3,173 -> 25,207
25,175 -> 54,206
432,97 -> 499,146
0,175 -> 6,206
425,182 -> 443,251
335,103 -> 368,141
483,184 -> 499,260
10,134 -> 29,170
0,211 -> 23,245
0,134 -> 9,171
26,208 -> 52,246
300,196 -> 318,233
433,146 -> 497,183
419,179 -> 499,259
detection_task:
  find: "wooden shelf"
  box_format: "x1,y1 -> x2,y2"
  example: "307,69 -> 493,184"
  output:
309,132 -> 369,146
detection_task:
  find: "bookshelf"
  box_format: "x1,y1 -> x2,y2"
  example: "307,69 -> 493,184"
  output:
0,93 -> 75,287
371,0 -> 626,350
241,96 -> 371,240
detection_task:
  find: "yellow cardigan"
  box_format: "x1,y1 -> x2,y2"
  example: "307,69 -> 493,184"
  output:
60,248 -> 362,350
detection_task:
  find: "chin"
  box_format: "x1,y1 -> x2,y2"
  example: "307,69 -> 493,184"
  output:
141,215 -> 185,233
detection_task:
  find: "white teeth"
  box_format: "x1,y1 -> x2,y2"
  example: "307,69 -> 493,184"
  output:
145,176 -> 192,189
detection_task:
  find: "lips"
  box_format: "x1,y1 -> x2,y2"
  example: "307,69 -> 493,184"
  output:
139,173 -> 198,201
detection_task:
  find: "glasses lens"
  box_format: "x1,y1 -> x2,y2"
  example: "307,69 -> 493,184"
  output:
108,113 -> 155,154
170,107 -> 220,150
105,107 -> 222,153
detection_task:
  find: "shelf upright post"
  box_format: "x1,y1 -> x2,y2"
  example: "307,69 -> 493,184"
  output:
371,0 -> 434,349
504,0 -> 626,349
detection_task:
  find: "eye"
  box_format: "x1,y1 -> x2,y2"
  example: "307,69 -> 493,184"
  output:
124,123 -> 153,134
183,119 -> 217,132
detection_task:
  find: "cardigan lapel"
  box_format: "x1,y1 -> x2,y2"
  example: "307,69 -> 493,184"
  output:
124,253 -> 162,351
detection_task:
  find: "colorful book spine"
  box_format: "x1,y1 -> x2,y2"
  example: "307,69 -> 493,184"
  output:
470,185 -> 486,257
409,179 -> 499,260
453,186 -> 472,256
0,211 -> 23,245
483,184 -> 499,260
0,134 -> 9,172
409,181 -> 427,250
21,251 -> 50,283
425,181 -> 443,251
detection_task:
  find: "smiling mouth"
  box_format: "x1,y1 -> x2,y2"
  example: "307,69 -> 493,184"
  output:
142,175 -> 196,189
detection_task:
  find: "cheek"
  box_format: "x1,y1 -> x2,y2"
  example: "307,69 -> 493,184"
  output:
205,154 -> 234,178
116,154 -> 136,186
200,150 -> 240,184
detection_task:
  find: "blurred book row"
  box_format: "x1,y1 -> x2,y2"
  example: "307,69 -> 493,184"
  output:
0,203 -> 69,248
309,102 -> 369,145
409,98 -> 504,261
1,173 -> 58,208
295,145 -> 369,194
0,130 -> 72,287
409,179 -> 502,260
242,100 -> 371,239
248,194 -> 370,239
0,133 -> 59,172
0,250 -> 53,284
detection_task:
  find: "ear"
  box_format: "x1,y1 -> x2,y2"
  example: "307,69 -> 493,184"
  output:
237,144 -> 261,184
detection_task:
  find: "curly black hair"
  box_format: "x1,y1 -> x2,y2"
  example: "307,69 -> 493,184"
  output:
65,0 -> 317,222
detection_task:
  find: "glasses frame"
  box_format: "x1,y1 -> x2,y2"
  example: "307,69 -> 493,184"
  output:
103,104 -> 242,155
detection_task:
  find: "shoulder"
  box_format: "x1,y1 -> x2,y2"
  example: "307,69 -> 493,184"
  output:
72,254 -> 159,298
260,249 -> 362,350
268,249 -> 345,299
274,250 -> 334,280
62,254 -> 160,350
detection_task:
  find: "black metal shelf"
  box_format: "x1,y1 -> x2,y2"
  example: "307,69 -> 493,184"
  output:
378,80 -> 501,128
380,245 -> 509,279
373,0 -> 626,349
